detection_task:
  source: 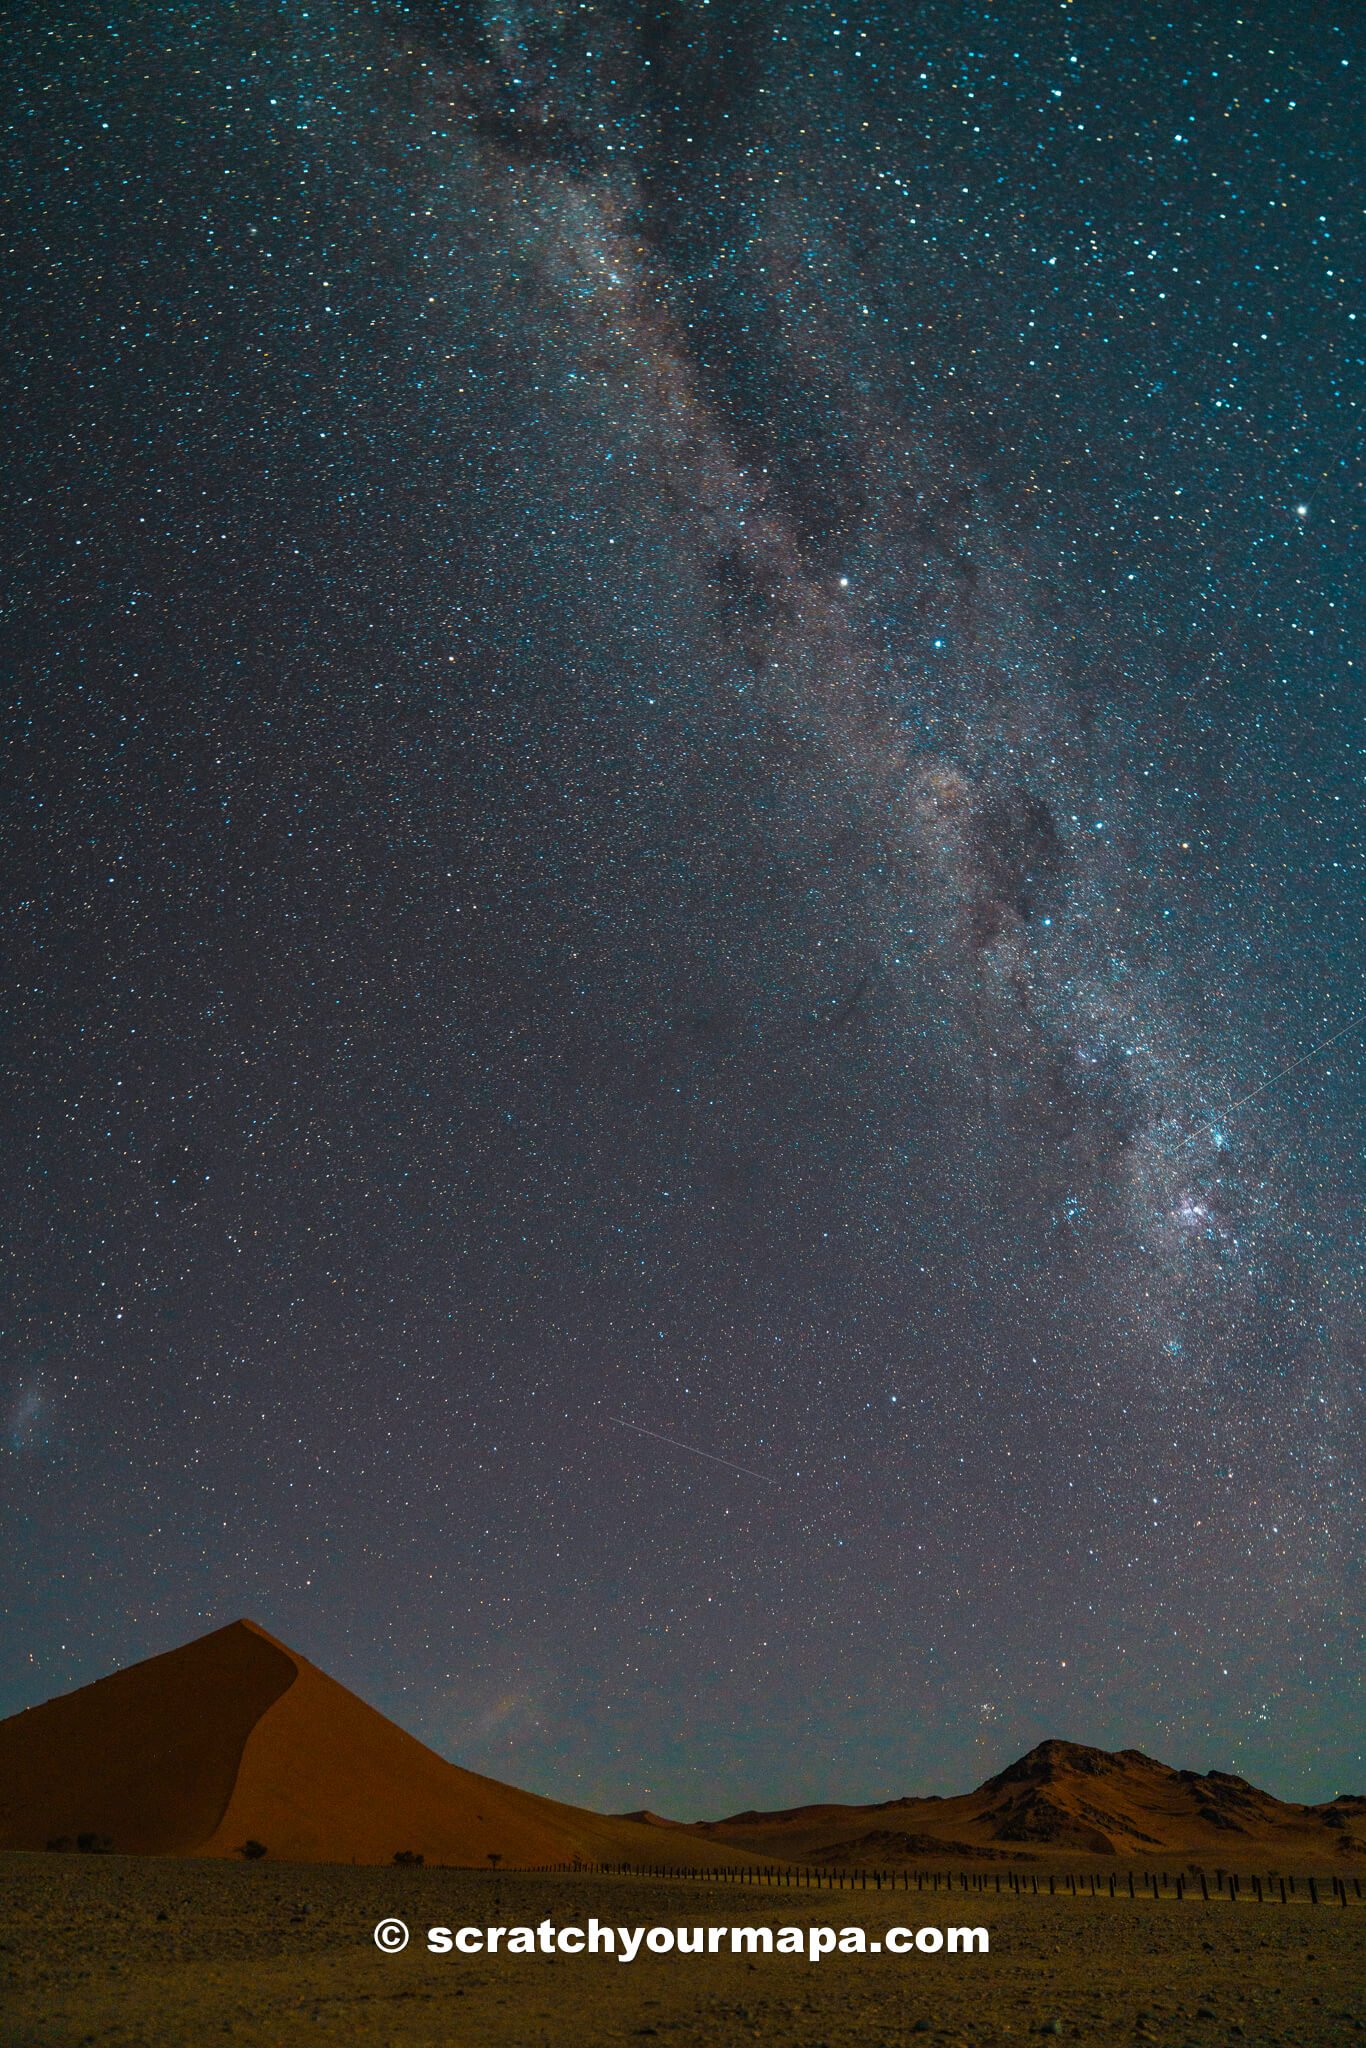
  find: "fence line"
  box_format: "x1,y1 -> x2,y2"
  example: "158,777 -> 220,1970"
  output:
499,1862 -> 1359,1906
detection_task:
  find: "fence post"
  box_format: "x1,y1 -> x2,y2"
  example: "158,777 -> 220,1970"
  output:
1309,1877 -> 1318,1907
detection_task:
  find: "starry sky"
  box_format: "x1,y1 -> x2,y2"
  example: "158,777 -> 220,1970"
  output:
3,1 -> 1363,1814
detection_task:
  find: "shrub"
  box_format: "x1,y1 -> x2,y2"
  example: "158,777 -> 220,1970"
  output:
393,1849 -> 424,1866
238,1840 -> 268,1860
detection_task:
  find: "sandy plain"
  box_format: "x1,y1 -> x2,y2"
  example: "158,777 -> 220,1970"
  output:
2,1854 -> 1362,2048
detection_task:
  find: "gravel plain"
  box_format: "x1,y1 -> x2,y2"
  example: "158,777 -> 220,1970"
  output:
1,1853 -> 1362,2047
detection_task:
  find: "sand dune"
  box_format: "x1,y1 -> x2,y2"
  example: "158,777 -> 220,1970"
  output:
0,1620 -> 753,1869
667,1737 -> 1365,1865
4,1628 -> 1360,1871
0,1618 -> 297,1857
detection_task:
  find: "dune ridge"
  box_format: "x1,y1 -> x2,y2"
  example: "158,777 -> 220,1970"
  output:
3,1625 -> 1360,1869
0,1620 -> 753,1869
0,1622 -> 298,1855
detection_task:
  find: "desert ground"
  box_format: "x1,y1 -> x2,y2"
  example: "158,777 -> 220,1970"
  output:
2,1854 -> 1362,2048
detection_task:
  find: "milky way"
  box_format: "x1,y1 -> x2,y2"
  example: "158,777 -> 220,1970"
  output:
2,2 -> 1362,1809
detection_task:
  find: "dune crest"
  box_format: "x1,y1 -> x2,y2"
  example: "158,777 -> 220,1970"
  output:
0,1620 -> 752,1869
0,1620 -> 297,1855
4,1629 -> 1361,1868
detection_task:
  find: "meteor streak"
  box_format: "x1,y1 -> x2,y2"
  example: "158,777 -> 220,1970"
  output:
610,1417 -> 779,1486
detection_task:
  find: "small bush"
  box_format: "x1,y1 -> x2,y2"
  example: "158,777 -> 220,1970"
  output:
393,1849 -> 424,1866
237,1839 -> 268,1861
76,1832 -> 112,1853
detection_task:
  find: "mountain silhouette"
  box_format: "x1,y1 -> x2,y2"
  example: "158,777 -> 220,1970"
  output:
662,1737 -> 1365,1864
4,1630 -> 1361,1867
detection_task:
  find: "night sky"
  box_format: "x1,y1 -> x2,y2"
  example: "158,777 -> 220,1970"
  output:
3,2 -> 1363,1815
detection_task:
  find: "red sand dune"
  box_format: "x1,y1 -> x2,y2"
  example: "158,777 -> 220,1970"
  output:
4,1628 -> 1360,1870
0,1620 -> 755,1869
650,1738 -> 1365,1866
